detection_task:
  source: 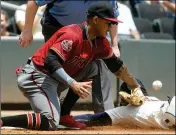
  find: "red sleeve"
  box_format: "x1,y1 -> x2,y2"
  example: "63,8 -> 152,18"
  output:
95,38 -> 113,59
50,32 -> 78,61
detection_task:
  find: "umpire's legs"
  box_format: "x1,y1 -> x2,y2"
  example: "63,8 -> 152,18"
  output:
92,59 -> 114,113
58,61 -> 98,116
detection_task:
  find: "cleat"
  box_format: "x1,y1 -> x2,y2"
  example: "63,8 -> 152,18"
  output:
59,115 -> 86,130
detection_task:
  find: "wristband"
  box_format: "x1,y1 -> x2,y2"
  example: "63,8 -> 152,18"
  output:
52,68 -> 74,86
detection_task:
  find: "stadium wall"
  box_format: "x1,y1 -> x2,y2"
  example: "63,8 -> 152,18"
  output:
0,37 -> 175,104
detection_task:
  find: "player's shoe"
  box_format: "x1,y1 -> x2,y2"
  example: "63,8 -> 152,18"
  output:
59,115 -> 86,130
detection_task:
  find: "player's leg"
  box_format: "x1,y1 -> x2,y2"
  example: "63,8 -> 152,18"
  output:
1,113 -> 49,130
92,59 -> 114,113
2,62 -> 60,130
74,105 -> 139,127
105,105 -> 139,125
74,112 -> 112,126
60,61 -> 98,116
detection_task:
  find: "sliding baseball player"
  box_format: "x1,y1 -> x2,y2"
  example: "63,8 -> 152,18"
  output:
74,82 -> 175,129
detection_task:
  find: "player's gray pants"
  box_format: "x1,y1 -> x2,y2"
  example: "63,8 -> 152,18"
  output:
92,59 -> 114,113
17,60 -> 98,130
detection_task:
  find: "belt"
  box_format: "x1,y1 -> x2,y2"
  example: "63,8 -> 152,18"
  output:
26,58 -> 48,74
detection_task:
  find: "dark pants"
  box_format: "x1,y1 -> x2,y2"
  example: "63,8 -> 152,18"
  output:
41,21 -> 63,42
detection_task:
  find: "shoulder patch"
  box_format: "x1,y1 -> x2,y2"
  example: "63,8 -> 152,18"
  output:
61,40 -> 73,52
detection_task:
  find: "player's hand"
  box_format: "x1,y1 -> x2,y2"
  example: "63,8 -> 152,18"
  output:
119,87 -> 145,106
112,45 -> 120,58
131,87 -> 144,97
131,87 -> 145,106
19,30 -> 33,48
69,80 -> 92,99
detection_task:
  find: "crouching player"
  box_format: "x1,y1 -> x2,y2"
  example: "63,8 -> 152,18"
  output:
74,80 -> 175,129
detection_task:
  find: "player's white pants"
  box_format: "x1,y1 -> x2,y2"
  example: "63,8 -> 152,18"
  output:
106,97 -> 169,129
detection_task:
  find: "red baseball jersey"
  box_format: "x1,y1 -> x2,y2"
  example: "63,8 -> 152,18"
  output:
32,23 -> 113,76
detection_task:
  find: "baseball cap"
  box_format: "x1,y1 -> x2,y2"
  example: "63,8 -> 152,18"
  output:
87,2 -> 122,24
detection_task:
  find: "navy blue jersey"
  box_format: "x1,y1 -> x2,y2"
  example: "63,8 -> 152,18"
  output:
36,0 -> 119,25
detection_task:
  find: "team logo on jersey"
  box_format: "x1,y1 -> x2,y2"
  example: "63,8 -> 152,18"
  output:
61,40 -> 73,52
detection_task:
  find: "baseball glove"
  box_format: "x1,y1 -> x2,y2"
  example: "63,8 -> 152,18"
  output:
119,88 -> 145,106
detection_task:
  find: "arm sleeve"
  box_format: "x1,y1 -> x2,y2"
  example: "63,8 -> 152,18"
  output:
44,50 -> 74,85
44,50 -> 64,73
103,54 -> 123,73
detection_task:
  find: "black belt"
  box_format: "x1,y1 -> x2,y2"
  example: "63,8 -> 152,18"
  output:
26,59 -> 48,74
27,59 -> 32,65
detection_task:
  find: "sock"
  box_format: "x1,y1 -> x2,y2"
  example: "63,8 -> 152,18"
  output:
61,88 -> 79,116
74,112 -> 112,126
87,112 -> 112,126
1,113 -> 49,130
74,114 -> 94,123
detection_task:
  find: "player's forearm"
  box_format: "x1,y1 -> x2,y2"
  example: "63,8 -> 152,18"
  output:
44,50 -> 75,86
109,25 -> 120,57
131,31 -> 140,40
103,54 -> 139,89
109,24 -> 118,47
52,68 -> 75,86
114,64 -> 139,89
23,1 -> 39,31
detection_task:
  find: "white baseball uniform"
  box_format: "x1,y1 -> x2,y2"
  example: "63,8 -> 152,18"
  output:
106,96 -> 175,129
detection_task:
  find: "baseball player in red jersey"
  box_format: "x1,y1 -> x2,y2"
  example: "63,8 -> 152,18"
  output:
1,2 -> 144,130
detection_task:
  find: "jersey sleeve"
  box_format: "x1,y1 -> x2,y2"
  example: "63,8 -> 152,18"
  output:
96,38 -> 113,59
50,32 -> 78,62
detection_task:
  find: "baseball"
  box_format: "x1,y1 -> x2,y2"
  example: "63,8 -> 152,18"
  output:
152,80 -> 162,90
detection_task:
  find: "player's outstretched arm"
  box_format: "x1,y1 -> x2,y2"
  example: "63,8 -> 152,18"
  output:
103,54 -> 145,106
109,25 -> 120,58
103,54 -> 139,90
19,1 -> 39,48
